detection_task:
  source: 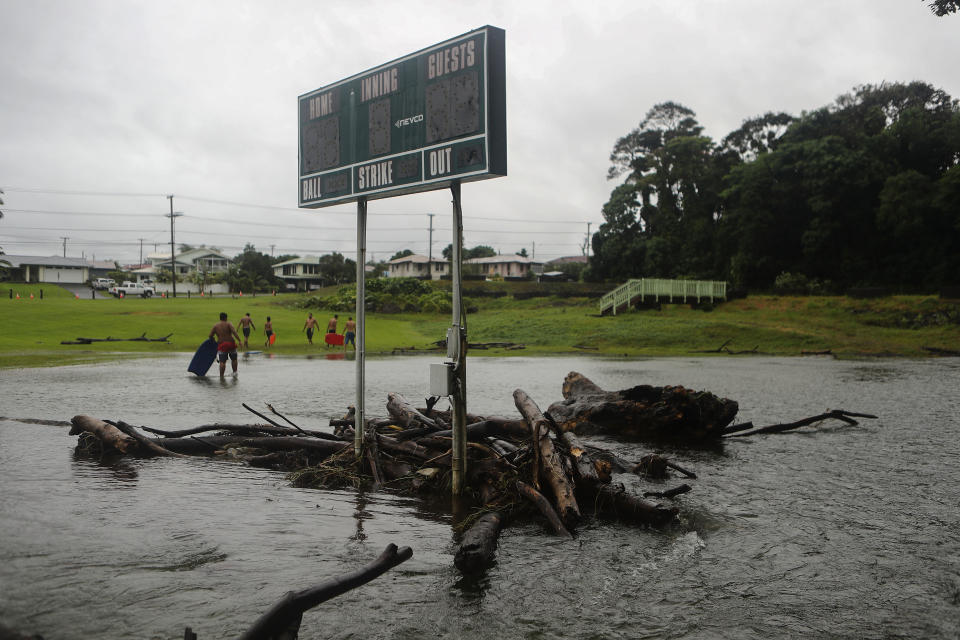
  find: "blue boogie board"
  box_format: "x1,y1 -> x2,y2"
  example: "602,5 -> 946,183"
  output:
188,338 -> 218,376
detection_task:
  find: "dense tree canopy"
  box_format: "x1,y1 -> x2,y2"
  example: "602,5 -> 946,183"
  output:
927,0 -> 959,16
590,82 -> 960,291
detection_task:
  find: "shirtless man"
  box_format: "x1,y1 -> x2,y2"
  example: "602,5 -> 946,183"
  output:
238,313 -> 256,348
209,312 -> 242,377
343,316 -> 357,350
325,314 -> 338,349
303,312 -> 320,345
264,316 -> 274,348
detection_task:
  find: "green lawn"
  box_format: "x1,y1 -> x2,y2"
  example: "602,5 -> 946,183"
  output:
0,284 -> 957,369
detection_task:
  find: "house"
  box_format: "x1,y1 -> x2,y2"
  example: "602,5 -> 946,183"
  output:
141,248 -> 232,280
1,255 -> 91,283
272,256 -> 327,291
386,254 -> 449,280
549,255 -> 588,265
465,255 -> 545,280
86,259 -> 119,279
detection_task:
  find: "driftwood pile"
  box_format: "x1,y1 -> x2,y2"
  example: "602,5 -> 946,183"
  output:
67,371 -> 875,577
61,332 -> 173,345
69,372 -> 720,575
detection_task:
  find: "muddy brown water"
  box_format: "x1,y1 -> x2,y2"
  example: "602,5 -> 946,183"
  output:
1,354 -> 958,639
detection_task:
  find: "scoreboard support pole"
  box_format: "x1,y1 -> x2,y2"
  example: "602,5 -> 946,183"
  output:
450,181 -> 468,495
355,197 -> 367,458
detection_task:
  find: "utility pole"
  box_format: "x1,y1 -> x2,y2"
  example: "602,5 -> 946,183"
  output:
166,196 -> 183,298
532,241 -> 535,260
138,238 -> 145,266
585,222 -> 592,258
60,237 -> 69,257
427,213 -> 435,279
270,244 -> 275,257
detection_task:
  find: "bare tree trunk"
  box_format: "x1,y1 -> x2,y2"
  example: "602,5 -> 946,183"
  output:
513,389 -> 581,528
238,544 -> 412,640
70,415 -> 137,453
454,512 -> 504,573
516,481 -> 572,538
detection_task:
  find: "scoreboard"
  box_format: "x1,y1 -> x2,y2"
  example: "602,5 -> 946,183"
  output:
298,26 -> 506,208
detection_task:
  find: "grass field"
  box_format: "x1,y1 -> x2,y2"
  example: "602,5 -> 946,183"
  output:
1,283 -> 958,369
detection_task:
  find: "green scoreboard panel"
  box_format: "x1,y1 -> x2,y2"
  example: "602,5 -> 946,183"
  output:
298,26 -> 506,208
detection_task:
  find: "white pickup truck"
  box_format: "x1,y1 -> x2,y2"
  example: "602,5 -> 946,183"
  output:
109,281 -> 155,298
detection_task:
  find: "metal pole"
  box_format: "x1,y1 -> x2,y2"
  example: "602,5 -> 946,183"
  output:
427,213 -> 435,279
450,182 -> 467,495
166,196 -> 182,298
355,198 -> 367,457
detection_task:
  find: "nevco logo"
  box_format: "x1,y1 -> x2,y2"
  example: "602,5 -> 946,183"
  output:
394,114 -> 424,129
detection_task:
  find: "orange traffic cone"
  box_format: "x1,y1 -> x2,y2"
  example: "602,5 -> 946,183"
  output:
15,294 -> 20,299
239,291 -> 243,297
75,294 -> 80,299
29,294 -> 34,299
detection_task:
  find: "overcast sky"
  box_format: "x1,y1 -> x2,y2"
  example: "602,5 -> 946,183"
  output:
1,0 -> 957,265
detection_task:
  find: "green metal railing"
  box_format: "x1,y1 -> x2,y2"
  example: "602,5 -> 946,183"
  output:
599,278 -> 727,315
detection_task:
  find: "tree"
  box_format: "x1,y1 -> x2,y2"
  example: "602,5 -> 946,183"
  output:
596,101 -> 724,280
516,248 -> 528,257
441,244 -> 497,260
720,112 -> 795,162
318,252 -> 356,284
230,244 -> 282,292
390,249 -> 414,261
927,0 -> 959,16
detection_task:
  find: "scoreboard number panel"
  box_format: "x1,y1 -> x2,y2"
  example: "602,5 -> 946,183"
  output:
298,26 -> 506,208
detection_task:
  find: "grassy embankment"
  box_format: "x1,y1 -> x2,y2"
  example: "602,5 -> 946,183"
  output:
0,282 -> 957,369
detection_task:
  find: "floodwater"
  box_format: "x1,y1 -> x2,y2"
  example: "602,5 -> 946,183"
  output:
1,354 -> 959,639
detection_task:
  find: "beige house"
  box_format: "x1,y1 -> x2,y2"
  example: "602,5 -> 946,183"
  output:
272,256 -> 326,291
386,254 -> 449,280
465,255 -> 544,279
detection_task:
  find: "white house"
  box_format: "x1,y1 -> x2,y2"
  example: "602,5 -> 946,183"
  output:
272,255 -> 326,291
386,254 -> 449,280
1,255 -> 90,283
465,255 -> 544,279
142,248 -> 232,280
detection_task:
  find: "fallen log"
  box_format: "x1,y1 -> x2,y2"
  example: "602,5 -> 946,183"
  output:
70,415 -> 137,453
546,371 -> 739,441
724,409 -> 877,437
643,484 -> 692,499
140,423 -> 343,441
514,389 -> 581,528
237,543 -> 412,640
454,512 -> 505,573
386,392 -> 438,429
516,481 -> 572,539
592,484 -> 678,528
109,420 -> 190,458
557,430 -> 602,488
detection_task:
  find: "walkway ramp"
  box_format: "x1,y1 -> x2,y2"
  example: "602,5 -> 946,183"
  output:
599,278 -> 727,315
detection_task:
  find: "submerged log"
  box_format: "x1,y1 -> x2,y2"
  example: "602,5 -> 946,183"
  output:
592,484 -> 678,528
454,512 -> 505,573
516,481 -> 572,538
70,415 -> 137,453
546,371 -> 739,441
237,543 -> 412,640
723,409 -> 877,437
387,392 -> 439,429
514,389 -> 581,528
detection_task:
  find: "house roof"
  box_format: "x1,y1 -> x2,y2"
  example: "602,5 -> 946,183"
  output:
272,255 -> 318,267
1,254 -> 90,268
465,255 -> 544,265
387,253 -> 446,265
550,255 -> 588,264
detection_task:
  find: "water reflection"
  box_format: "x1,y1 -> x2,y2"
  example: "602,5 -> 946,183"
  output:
71,452 -> 139,483
351,491 -> 370,541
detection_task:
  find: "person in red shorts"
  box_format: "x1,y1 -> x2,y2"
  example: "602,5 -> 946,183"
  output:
209,312 -> 242,377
